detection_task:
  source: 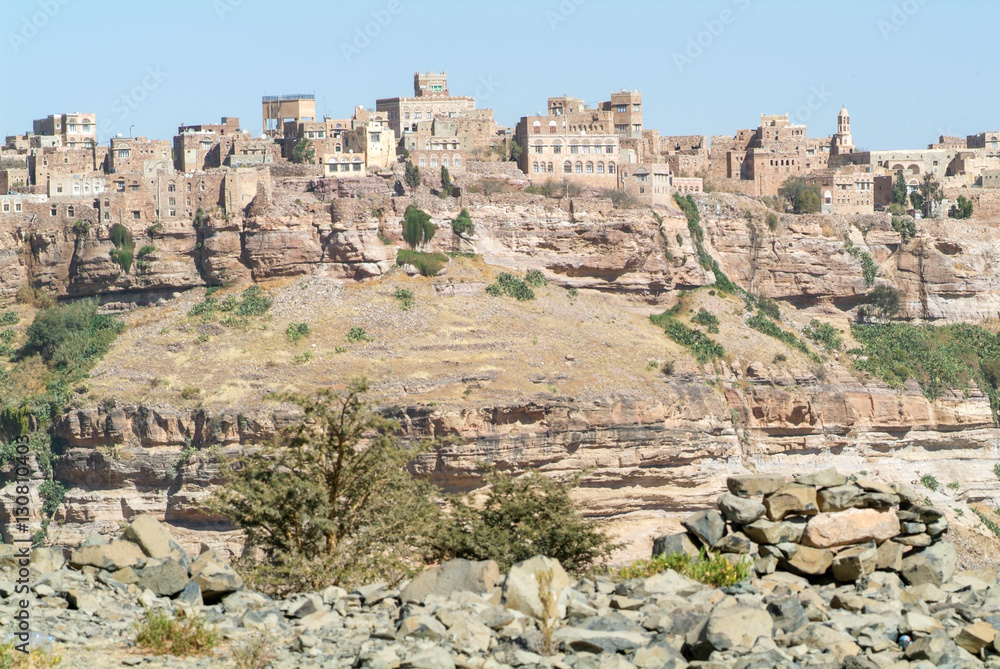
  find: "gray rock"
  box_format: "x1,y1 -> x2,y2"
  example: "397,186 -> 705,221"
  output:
176,581 -> 203,606
727,474 -> 787,497
817,484 -> 862,512
400,646 -> 455,669
876,540 -> 904,572
795,467 -> 847,488
29,547 -> 65,576
714,531 -> 753,554
766,596 -> 807,633
718,494 -> 766,525
901,541 -> 957,586
136,559 -> 189,597
895,533 -> 932,547
926,517 -> 948,535
63,588 -> 100,613
743,518 -> 806,545
682,510 -> 726,547
122,515 -> 187,566
700,604 -> 774,652
400,558 -> 499,604
503,555 -> 570,620
69,540 -> 147,571
652,532 -> 700,559
552,626 -> 651,653
190,550 -> 243,602
397,614 -> 447,641
831,544 -> 878,582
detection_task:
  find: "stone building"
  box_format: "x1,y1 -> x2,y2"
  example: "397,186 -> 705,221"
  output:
376,72 -> 476,139
281,106 -> 395,175
107,137 -> 172,174
261,95 -> 316,138
599,90 -> 643,138
173,117 -> 242,172
32,113 -> 97,149
514,120 -> 621,187
809,168 -> 875,215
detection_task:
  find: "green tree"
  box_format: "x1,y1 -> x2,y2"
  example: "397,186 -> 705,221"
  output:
865,284 -> 900,323
918,173 -> 943,217
435,469 -> 618,573
290,138 -> 315,164
949,195 -> 974,219
892,170 -> 909,206
909,191 -> 924,211
22,299 -> 124,373
402,205 -> 435,250
213,379 -> 441,593
451,208 -> 475,237
508,141 -> 522,162
440,166 -> 453,197
404,160 -> 421,189
780,177 -> 821,214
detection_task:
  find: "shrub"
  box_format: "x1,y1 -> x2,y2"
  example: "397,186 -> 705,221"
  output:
618,548 -> 751,587
404,160 -> 421,189
650,312 -> 724,363
843,237 -> 878,286
137,244 -> 155,258
108,223 -> 135,273
485,283 -> 502,297
0,329 -> 14,344
232,631 -> 276,669
347,326 -> 370,343
180,386 -> 201,400
290,138 -> 315,164
440,166 -> 453,197
691,308 -> 719,334
864,285 -> 900,322
489,273 -> 535,301
803,319 -> 842,351
396,249 -> 448,277
214,379 -> 441,593
285,322 -> 311,344
756,296 -> 781,320
766,212 -> 779,231
292,351 -> 314,364
891,216 -> 917,243
402,205 -> 435,250
524,270 -> 547,287
394,288 -> 414,310
780,177 -> 822,214
0,640 -> 60,667
661,360 -> 675,376
451,208 -> 475,237
134,608 -> 219,657
747,312 -> 821,362
920,474 -> 939,492
73,219 -> 89,234
236,285 -> 272,317
38,480 -> 65,519
435,469 -> 618,573
994,463 -> 1000,480
0,310 -> 18,325
22,299 -> 125,373
949,195 -> 974,219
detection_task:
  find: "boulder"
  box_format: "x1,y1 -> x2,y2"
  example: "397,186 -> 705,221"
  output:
900,542 -> 957,586
876,541 -> 904,572
176,581 -> 203,606
136,558 -> 189,597
794,468 -> 847,488
764,484 -> 819,521
63,588 -> 100,614
652,532 -> 700,559
717,494 -> 766,525
895,533 -> 932,547
552,627 -> 651,653
801,508 -> 900,548
714,531 -> 753,554
123,515 -> 188,564
831,544 -> 878,582
401,559 -> 500,604
397,614 -> 447,641
190,550 -> 244,602
817,484 -> 862,512
70,540 -> 147,571
682,510 -> 725,547
782,545 -> 833,576
727,474 -> 787,497
955,621 -> 996,654
701,605 -> 774,652
743,518 -> 806,545
766,597 -> 807,633
503,555 -> 570,620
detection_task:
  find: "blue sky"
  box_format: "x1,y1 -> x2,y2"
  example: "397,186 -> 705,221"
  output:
2,0 -> 995,150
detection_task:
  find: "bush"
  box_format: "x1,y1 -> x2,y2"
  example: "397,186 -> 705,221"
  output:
650,312 -> 724,364
38,480 -> 65,519
747,312 -> 821,362
347,326 -> 371,343
396,249 -> 449,277
920,474 -> 939,492
618,548 -> 751,587
0,640 -> 60,667
394,288 -> 414,310
949,195 -> 974,219
691,308 -> 719,334
180,386 -> 201,400
214,379 -> 440,593
892,216 -> 917,243
844,237 -> 878,286
440,166 -> 453,197
290,138 -> 315,164
292,351 -> 314,364
108,223 -> 135,273
864,285 -> 900,322
781,177 -> 822,214
0,310 -> 18,325
404,160 -> 421,189
488,273 -> 535,301
524,270 -> 547,287
435,469 -> 618,574
285,322 -> 311,344
803,319 -> 842,351
22,299 -> 125,373
994,463 -> 1000,481
236,285 -> 272,317
451,208 -> 475,237
402,205 -> 435,250
766,212 -> 779,231
134,608 -> 219,657
137,244 -> 155,258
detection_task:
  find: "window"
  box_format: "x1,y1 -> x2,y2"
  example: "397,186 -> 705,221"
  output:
606,146 -> 614,154
430,156 -> 439,167
582,146 -> 590,154
130,185 -> 139,192
553,146 -> 561,154
534,146 -> 543,155
597,162 -> 605,174
608,163 -> 616,174
419,156 -> 427,166
117,149 -> 130,158
14,202 -> 21,212
168,183 -> 175,192
169,209 -> 176,216
563,161 -> 572,173
586,162 -> 594,173
50,206 -> 57,216
615,104 -> 627,113
168,197 -> 176,205
453,155 -> 461,166
533,163 -> 539,173
73,184 -> 80,195
1,202 -> 8,213
133,211 -> 141,219
56,186 -> 63,193
353,162 -> 361,171
571,146 -> 579,154
442,157 -> 449,167
404,112 -> 410,120
67,206 -> 74,217
574,162 -> 582,174
633,103 -> 640,112
414,112 -> 422,119
186,183 -> 192,192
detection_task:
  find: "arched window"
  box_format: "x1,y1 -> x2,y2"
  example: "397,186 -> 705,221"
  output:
533,121 -> 541,135
453,155 -> 461,166
442,157 -> 449,167
547,162 -> 553,172
608,162 -> 616,174
586,162 -> 594,173
430,155 -> 439,167
597,162 -> 605,174
533,163 -> 539,173
549,120 -> 557,134
574,162 -> 583,174
419,155 -> 427,166
563,161 -> 572,173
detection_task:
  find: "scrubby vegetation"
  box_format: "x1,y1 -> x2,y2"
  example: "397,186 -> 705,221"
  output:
780,177 -> 822,214
650,310 -> 724,364
747,312 -> 821,363
134,608 -> 219,657
450,208 -> 475,237
674,194 -> 737,293
402,205 -> 435,250
436,469 -> 618,574
844,237 -> 878,286
285,322 -> 311,344
892,216 -> 917,243
394,288 -> 414,310
108,223 -> 135,273
396,249 -> 449,277
486,272 -> 536,301
803,319 -> 843,351
187,286 -> 272,320
347,327 -> 371,343
691,308 -> 720,334
618,548 -> 751,587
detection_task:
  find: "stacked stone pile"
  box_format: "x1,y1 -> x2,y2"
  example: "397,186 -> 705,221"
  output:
653,468 -> 956,585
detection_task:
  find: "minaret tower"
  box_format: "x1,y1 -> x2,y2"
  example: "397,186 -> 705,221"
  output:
832,106 -> 854,156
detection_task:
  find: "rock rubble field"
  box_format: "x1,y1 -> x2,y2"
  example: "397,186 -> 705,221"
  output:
1,469 -> 1000,667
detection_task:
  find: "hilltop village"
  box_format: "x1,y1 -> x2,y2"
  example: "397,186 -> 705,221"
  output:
5,70 -> 1000,241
